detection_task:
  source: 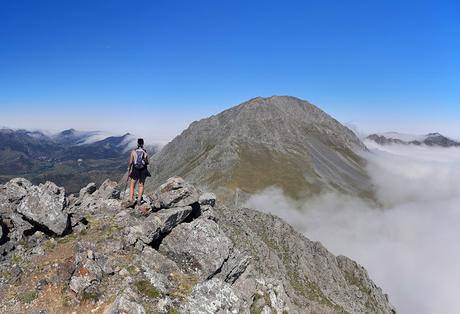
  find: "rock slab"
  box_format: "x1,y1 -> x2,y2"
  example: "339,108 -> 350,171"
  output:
17,181 -> 69,235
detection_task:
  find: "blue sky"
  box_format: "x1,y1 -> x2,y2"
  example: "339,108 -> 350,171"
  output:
0,0 -> 459,142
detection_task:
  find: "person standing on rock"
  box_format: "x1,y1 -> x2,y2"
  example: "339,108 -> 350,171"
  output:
126,138 -> 151,206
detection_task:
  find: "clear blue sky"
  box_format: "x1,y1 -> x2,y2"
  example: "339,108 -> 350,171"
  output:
1,0 -> 459,142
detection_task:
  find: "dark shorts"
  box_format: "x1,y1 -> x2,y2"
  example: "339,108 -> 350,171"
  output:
129,167 -> 151,183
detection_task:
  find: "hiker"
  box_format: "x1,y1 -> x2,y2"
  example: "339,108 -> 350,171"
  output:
127,138 -> 151,206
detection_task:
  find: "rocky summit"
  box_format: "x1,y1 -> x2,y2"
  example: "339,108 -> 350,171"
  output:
147,96 -> 373,204
0,176 -> 395,313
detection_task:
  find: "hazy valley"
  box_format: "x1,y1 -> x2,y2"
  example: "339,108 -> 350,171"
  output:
0,128 -> 157,194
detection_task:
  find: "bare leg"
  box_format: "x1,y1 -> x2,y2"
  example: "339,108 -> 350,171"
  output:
138,182 -> 144,203
129,179 -> 137,201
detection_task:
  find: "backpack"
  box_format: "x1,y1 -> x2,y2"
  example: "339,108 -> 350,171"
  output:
133,148 -> 147,169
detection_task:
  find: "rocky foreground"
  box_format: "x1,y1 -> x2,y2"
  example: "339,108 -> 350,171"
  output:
0,177 -> 395,313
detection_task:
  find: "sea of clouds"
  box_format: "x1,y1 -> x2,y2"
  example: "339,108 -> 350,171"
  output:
244,141 -> 460,314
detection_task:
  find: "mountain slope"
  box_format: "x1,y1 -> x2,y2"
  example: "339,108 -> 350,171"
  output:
148,96 -> 373,201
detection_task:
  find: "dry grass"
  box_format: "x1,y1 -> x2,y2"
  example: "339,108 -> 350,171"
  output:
0,219 -> 125,314
225,143 -> 321,199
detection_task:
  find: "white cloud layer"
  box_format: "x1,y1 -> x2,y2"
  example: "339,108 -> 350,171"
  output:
244,141 -> 460,314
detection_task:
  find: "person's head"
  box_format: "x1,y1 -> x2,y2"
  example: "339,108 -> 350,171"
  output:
137,138 -> 144,148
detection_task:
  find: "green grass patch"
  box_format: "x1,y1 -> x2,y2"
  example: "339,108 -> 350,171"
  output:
169,272 -> 197,299
80,291 -> 102,302
18,290 -> 38,304
11,254 -> 23,264
134,280 -> 160,298
57,233 -> 79,244
167,307 -> 180,314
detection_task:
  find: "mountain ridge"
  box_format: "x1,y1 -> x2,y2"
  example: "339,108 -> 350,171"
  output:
0,176 -> 395,313
366,132 -> 460,147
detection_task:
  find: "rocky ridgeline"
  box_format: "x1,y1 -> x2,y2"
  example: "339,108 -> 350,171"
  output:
0,177 -> 395,314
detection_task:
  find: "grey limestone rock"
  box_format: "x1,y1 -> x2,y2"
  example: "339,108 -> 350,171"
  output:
127,206 -> 192,245
199,192 -> 217,207
0,178 -> 32,215
159,218 -> 232,280
94,179 -> 121,199
199,204 -> 217,221
150,176 -> 200,209
79,182 -> 97,197
108,288 -> 146,314
180,278 -> 249,314
17,181 -> 69,235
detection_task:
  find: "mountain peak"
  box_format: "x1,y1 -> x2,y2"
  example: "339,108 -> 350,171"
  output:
60,128 -> 77,135
148,96 -> 371,200
426,132 -> 442,137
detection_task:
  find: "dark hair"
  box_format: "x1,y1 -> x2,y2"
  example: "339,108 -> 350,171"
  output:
137,138 -> 144,148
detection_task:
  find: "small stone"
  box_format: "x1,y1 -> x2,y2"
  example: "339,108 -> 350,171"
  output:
87,250 -> 94,260
36,278 -> 49,290
199,192 -> 216,207
119,268 -> 130,277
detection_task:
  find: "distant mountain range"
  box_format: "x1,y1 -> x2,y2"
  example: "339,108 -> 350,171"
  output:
0,128 -> 157,193
147,96 -> 374,203
366,132 -> 460,147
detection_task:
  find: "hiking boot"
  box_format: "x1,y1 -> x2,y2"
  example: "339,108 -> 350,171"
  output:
122,199 -> 137,209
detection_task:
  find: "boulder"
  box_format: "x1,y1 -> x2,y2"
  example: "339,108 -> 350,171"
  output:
150,177 -> 200,209
199,205 -> 217,221
108,288 -> 146,314
216,249 -> 251,284
79,182 -> 97,197
159,219 -> 232,280
140,246 -> 181,275
95,179 -> 120,199
180,278 -> 249,313
127,206 -> 192,245
0,178 -> 32,215
6,213 -> 33,242
139,247 -> 181,294
17,181 -> 69,235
